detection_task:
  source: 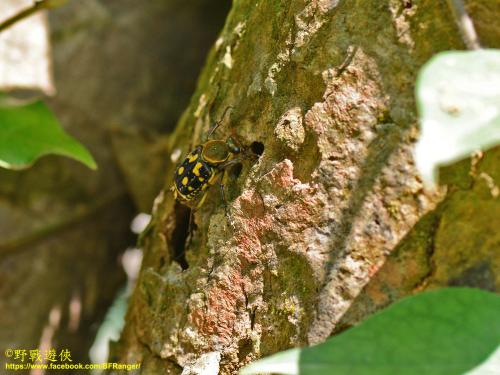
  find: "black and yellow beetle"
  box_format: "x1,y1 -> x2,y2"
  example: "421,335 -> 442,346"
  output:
171,136 -> 243,210
171,107 -> 255,212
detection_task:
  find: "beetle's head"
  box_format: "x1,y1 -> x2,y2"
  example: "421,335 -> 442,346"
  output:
225,136 -> 241,154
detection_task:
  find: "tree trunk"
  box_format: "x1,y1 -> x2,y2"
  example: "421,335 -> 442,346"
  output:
118,1 -> 500,374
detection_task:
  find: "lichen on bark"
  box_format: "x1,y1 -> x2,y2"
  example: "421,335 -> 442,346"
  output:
118,1 -> 500,373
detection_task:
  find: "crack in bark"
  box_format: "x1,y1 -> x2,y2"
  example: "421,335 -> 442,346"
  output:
412,212 -> 442,291
168,203 -> 191,270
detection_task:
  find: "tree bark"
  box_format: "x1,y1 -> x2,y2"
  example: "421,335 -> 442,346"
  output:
118,1 -> 500,374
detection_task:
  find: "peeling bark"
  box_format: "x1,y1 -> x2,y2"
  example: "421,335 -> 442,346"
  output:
118,1 -> 500,373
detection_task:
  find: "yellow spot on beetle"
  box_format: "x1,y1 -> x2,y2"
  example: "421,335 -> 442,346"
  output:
199,177 -> 205,182
193,162 -> 203,176
188,153 -> 198,162
178,166 -> 185,175
182,177 -> 188,185
188,186 -> 194,191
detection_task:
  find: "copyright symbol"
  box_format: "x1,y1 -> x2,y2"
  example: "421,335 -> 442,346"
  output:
5,348 -> 13,357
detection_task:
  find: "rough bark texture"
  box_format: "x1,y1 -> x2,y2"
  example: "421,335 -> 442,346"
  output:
118,1 -> 500,374
0,0 -> 229,364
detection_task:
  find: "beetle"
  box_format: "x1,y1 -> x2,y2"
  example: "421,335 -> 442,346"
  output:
171,108 -> 250,212
171,137 -> 243,210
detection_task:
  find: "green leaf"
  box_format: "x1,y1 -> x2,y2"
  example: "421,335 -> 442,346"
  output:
0,99 -> 96,170
240,288 -> 500,375
414,49 -> 500,185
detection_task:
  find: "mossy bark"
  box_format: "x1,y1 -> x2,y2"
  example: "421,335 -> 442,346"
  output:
118,1 -> 500,374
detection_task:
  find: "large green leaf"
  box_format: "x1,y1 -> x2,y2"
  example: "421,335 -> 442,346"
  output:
414,49 -> 500,185
0,100 -> 96,170
240,288 -> 500,375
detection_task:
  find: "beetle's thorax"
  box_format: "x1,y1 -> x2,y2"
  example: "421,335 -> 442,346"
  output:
201,140 -> 231,164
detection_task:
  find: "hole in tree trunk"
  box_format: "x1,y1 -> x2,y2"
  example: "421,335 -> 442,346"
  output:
168,202 -> 191,270
250,141 -> 264,156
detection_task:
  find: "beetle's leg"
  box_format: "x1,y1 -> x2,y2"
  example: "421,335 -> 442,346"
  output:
335,45 -> 358,77
219,169 -> 229,214
171,185 -> 178,199
218,169 -> 236,228
193,191 -> 208,211
185,209 -> 195,251
219,156 -> 244,170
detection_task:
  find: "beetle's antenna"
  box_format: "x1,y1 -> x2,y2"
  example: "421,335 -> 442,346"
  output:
208,106 -> 234,138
